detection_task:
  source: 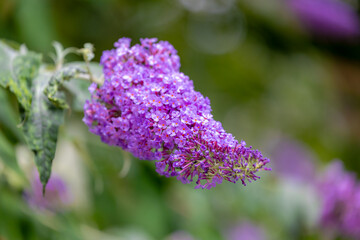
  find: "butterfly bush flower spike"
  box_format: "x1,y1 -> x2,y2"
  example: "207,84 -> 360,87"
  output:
83,38 -> 270,189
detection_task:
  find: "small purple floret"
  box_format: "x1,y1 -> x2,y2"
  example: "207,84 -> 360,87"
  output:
83,38 -> 270,189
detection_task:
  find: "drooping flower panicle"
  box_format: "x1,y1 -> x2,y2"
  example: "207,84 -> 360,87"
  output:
83,38 -> 270,189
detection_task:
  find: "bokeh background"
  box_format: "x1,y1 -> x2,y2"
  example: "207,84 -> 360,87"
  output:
0,0 -> 360,239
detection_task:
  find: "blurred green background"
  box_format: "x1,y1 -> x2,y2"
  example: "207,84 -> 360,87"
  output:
0,0 -> 360,239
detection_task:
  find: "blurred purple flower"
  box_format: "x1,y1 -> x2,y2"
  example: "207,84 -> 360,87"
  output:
318,160 -> 360,239
166,231 -> 196,240
289,0 -> 360,39
84,38 -> 270,189
271,137 -> 316,182
227,221 -> 267,240
24,171 -> 70,211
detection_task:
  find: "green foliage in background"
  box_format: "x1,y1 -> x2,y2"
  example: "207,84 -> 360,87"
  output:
0,0 -> 359,240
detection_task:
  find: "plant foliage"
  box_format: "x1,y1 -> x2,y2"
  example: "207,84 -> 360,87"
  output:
0,40 -> 102,193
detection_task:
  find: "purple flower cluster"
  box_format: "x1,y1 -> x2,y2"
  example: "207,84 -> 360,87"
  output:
83,38 -> 270,189
289,0 -> 360,40
271,137 -> 316,183
318,160 -> 360,239
24,171 -> 70,211
227,221 -> 267,240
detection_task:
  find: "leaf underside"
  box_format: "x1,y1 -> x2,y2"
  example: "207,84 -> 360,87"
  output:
0,41 -> 41,111
44,66 -> 87,109
0,41 -> 65,193
23,73 -> 65,193
0,41 -> 100,193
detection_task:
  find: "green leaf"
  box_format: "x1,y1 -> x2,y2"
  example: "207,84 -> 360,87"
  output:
43,66 -> 87,109
22,72 -> 65,193
63,62 -> 103,111
0,41 -> 42,111
0,41 -> 17,86
0,39 -> 21,51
